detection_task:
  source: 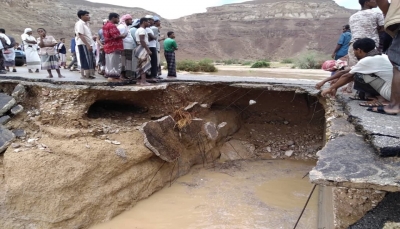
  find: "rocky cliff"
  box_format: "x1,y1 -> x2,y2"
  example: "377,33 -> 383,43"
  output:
170,0 -> 356,60
0,0 -> 355,60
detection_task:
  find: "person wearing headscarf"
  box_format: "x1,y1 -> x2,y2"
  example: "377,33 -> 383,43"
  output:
37,28 -> 64,78
21,28 -> 41,73
117,14 -> 135,79
103,13 -> 126,82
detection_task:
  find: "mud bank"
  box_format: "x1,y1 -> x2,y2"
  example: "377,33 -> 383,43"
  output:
0,81 -> 324,229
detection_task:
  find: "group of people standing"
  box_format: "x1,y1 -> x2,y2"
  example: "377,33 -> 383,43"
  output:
320,0 -> 400,116
74,10 -> 178,85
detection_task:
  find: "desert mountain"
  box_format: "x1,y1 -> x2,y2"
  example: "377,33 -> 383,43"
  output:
0,0 -> 356,60
170,0 -> 356,60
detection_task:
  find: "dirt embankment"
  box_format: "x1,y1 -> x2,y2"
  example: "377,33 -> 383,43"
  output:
0,82 -> 324,229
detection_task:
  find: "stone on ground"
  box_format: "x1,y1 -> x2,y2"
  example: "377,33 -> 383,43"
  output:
0,94 -> 16,116
12,129 -> 26,138
10,105 -> 23,115
0,125 -> 15,152
0,115 -> 10,125
11,84 -> 27,103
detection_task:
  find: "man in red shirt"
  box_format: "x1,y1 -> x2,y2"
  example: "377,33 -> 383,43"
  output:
103,13 -> 127,82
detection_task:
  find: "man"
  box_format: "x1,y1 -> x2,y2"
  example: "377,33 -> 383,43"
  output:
130,19 -> 140,75
103,13 -> 126,82
74,10 -> 96,79
332,25 -> 352,60
97,19 -> 107,75
145,15 -> 158,79
348,0 -> 384,67
67,35 -> 78,71
321,38 -> 393,107
0,29 -> 16,72
152,16 -> 165,77
57,38 -> 67,69
118,14 -> 135,79
134,18 -> 152,85
0,30 -> 11,74
164,31 -> 178,78
370,0 -> 400,115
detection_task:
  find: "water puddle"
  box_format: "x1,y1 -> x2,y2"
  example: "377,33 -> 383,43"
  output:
92,160 -> 318,229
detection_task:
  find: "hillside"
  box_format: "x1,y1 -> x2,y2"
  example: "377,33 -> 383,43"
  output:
170,0 -> 356,60
0,0 -> 356,60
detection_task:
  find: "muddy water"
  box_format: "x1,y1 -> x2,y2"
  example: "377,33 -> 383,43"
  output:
92,160 -> 318,229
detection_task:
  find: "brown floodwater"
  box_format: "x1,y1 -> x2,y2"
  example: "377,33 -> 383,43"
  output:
91,160 -> 318,229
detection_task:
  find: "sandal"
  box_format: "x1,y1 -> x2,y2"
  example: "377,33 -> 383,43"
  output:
359,101 -> 385,107
35,69 -> 40,73
367,106 -> 397,116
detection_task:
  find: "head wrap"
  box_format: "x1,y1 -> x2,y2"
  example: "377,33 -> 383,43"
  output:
103,19 -> 108,24
24,28 -> 32,34
153,16 -> 160,22
132,19 -> 140,27
145,15 -> 153,19
120,14 -> 133,25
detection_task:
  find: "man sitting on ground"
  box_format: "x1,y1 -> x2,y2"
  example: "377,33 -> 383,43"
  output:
320,38 -> 393,109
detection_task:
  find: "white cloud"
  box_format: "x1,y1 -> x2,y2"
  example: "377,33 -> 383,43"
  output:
88,0 -> 246,19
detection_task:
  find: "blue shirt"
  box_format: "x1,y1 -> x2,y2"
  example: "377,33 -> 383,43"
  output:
336,31 -> 352,59
70,38 -> 76,53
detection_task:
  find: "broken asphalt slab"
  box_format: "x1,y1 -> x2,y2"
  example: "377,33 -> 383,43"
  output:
339,95 -> 400,157
0,125 -> 15,153
0,93 -> 16,116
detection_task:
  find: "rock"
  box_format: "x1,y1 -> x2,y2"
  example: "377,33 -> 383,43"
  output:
200,104 -> 208,108
266,147 -> 272,153
285,150 -> 294,157
217,122 -> 227,129
111,141 -> 121,145
0,125 -> 15,152
115,148 -> 127,160
204,122 -> 218,140
0,94 -> 16,116
0,115 -> 11,125
11,84 -> 27,102
284,121 -> 289,125
249,100 -> 257,105
11,143 -> 20,148
12,129 -> 26,138
220,140 -> 256,161
287,140 -> 295,146
27,138 -> 37,144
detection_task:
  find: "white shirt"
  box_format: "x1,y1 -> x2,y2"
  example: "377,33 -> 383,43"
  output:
117,24 -> 134,49
74,19 -> 94,46
146,28 -> 157,48
350,54 -> 393,100
0,33 -> 11,49
135,27 -> 149,46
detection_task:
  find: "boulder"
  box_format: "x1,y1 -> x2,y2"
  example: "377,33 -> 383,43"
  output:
0,125 -> 15,152
0,94 -> 16,116
220,140 -> 256,161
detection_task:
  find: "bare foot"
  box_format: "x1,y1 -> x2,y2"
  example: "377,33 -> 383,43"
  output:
58,75 -> 65,78
46,75 -> 53,78
29,69 -> 33,73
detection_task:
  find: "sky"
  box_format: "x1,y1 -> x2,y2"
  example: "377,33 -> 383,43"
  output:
88,0 -> 361,19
